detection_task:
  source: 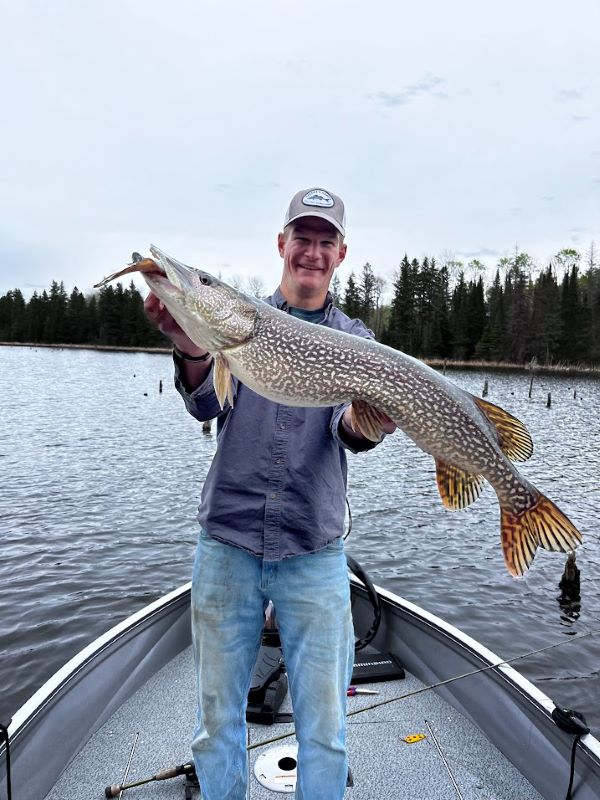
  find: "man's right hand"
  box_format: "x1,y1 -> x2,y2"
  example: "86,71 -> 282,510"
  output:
144,292 -> 209,357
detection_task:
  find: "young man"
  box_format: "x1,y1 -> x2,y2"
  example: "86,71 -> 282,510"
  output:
145,187 -> 394,800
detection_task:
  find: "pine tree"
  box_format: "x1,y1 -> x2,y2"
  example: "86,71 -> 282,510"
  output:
358,262 -> 377,329
385,255 -> 417,352
342,272 -> 362,319
330,274 -> 342,307
530,265 -> 561,364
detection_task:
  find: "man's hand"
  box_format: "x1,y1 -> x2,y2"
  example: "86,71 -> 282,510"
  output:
341,404 -> 397,442
144,292 -> 208,357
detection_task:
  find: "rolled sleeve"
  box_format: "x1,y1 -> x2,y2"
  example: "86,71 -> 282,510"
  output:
174,357 -> 233,421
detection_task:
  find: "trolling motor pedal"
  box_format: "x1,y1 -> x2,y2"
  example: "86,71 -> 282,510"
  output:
246,602 -> 290,725
247,645 -> 288,724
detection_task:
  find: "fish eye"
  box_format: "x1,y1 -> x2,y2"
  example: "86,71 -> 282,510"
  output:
200,275 -> 212,286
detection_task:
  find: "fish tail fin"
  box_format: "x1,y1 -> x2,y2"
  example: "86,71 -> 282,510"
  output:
501,494 -> 582,577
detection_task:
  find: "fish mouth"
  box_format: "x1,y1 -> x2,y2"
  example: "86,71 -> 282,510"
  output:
148,245 -> 200,294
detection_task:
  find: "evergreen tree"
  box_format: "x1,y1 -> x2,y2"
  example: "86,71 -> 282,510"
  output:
465,277 -> 487,357
342,272 -> 362,319
558,266 -> 590,362
65,287 -> 88,344
358,262 -> 377,329
98,285 -> 123,344
430,263 -> 452,358
385,255 -> 417,352
25,291 -> 46,342
0,290 -> 28,340
530,265 -> 561,364
330,274 -> 342,307
450,273 -> 470,359
503,256 -> 533,362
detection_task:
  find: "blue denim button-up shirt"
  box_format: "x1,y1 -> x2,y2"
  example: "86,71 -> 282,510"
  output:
174,288 -> 379,561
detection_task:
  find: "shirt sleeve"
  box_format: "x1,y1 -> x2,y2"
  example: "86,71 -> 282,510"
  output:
173,355 -> 235,422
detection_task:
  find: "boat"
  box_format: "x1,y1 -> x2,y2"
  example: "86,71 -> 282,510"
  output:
1,566 -> 599,800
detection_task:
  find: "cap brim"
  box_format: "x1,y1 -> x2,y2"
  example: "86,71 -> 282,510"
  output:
285,211 -> 345,237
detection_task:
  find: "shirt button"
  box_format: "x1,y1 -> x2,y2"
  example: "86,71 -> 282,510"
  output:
280,424 -> 286,430
276,458 -> 284,464
270,492 -> 277,499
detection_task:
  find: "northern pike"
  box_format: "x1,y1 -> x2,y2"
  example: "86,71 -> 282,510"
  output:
95,246 -> 582,576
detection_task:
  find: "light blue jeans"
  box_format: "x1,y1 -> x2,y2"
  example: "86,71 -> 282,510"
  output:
190,532 -> 354,800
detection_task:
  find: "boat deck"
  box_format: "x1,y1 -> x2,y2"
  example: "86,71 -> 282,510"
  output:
46,646 -> 543,800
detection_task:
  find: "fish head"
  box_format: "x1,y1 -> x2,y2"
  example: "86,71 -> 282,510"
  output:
146,246 -> 259,352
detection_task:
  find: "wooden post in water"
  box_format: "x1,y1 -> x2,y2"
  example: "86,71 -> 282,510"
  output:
202,419 -> 212,433
482,379 -> 488,398
527,357 -> 537,399
574,389 -> 577,400
558,552 -> 581,618
546,392 -> 552,408
159,380 -> 163,394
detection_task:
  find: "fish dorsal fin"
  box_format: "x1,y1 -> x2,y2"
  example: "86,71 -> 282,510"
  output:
472,396 -> 533,462
213,353 -> 234,409
348,399 -> 385,442
435,459 -> 485,510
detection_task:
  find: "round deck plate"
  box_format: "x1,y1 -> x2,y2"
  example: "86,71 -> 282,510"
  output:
253,744 -> 298,792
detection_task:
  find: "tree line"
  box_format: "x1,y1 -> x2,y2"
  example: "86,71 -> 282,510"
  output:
0,281 -> 168,348
1,246 -> 599,365
333,247 -> 599,365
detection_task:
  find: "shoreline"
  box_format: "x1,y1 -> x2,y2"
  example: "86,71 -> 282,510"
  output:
2,340 -> 599,376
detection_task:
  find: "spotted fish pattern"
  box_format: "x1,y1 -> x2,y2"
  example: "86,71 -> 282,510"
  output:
95,247 -> 583,576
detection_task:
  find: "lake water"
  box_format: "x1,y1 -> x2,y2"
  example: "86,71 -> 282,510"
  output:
1,345 -> 599,735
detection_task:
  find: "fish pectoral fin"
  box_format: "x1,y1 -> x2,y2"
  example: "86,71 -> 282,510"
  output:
213,353 -> 234,409
500,494 -> 582,577
435,459 -> 485,510
93,257 -> 161,288
348,399 -> 386,442
472,395 -> 533,462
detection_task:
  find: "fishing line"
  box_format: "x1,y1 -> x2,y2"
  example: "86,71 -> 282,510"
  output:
248,625 -> 600,752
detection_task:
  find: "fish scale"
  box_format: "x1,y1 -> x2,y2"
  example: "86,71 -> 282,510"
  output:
94,246 -> 583,577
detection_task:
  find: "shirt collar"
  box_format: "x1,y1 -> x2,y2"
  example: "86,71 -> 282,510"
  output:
267,287 -> 334,320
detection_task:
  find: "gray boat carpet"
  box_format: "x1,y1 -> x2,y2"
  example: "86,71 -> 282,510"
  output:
46,646 -> 543,800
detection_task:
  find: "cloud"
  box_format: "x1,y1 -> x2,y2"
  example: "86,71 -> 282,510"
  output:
459,247 -> 501,259
370,74 -> 445,108
556,88 -> 584,103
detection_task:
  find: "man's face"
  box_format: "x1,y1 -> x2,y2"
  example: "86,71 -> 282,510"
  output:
278,218 -> 347,299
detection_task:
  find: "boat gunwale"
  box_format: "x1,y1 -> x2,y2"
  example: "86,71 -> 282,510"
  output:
352,577 -> 600,763
5,582 -> 192,741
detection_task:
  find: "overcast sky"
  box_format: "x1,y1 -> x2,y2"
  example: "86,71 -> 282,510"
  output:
1,0 -> 598,298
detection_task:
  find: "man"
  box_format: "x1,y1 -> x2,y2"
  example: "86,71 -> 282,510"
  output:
145,187 -> 394,799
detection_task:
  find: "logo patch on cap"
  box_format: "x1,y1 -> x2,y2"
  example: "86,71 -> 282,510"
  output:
302,189 -> 334,208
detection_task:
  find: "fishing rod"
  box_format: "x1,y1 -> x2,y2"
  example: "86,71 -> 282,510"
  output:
248,625 -> 600,751
104,762 -> 197,797
425,720 -> 464,800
